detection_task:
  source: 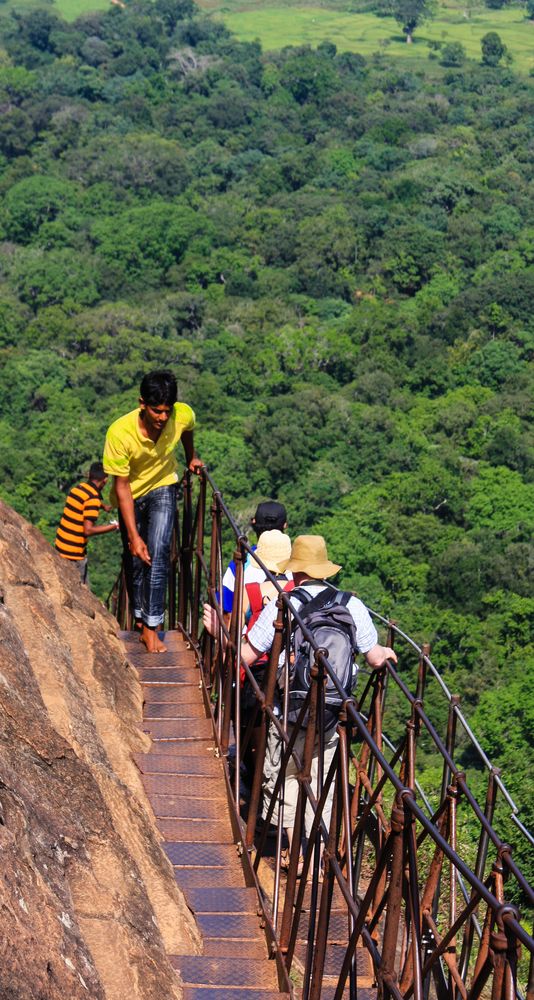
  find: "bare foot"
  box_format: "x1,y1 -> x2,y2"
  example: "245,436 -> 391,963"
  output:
139,626 -> 167,653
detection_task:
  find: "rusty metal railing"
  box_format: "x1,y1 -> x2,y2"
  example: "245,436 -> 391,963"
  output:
109,468 -> 534,1000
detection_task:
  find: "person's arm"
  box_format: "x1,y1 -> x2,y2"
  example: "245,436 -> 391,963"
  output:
84,519 -> 119,537
240,637 -> 261,666
201,606 -> 261,667
182,430 -> 203,474
101,502 -> 114,513
114,476 -> 151,564
364,644 -> 397,669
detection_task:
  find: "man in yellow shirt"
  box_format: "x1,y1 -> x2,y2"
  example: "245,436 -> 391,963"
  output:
103,370 -> 202,652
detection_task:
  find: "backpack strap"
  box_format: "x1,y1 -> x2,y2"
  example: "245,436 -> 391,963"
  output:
245,581 -> 263,620
294,584 -> 349,619
290,586 -> 314,606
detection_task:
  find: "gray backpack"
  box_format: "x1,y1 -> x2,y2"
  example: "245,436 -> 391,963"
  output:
288,585 -> 358,728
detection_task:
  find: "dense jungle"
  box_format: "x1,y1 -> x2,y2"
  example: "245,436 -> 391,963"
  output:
0,0 -> 532,880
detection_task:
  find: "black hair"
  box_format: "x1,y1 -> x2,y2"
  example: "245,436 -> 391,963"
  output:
139,370 -> 178,407
89,461 -> 106,481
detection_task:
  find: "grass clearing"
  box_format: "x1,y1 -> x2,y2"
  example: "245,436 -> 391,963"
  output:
55,0 -> 110,17
212,4 -> 534,72
0,0 -> 110,21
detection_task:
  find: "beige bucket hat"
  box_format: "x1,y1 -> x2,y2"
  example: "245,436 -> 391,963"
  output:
286,535 -> 341,578
254,529 -> 291,574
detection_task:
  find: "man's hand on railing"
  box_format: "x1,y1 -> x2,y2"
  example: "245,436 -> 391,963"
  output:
202,602 -> 218,637
364,643 -> 397,669
188,456 -> 204,475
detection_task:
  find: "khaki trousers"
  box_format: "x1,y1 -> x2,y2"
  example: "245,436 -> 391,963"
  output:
262,721 -> 339,838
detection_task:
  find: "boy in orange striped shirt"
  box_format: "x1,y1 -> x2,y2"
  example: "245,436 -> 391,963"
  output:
54,462 -> 119,584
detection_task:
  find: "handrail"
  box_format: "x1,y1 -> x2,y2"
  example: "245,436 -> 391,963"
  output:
108,467 -> 534,1000
368,610 -> 530,833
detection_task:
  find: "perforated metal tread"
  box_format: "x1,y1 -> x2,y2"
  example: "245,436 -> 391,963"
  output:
182,887 -> 259,914
152,794 -> 226,820
319,989 -> 376,1000
137,666 -> 199,683
164,841 -> 240,868
139,739 -> 218,757
144,701 -> 207,719
294,941 -> 374,980
143,717 -> 213,739
157,817 -> 234,843
136,752 -> 222,775
141,684 -> 201,704
174,867 -> 246,889
196,913 -> 265,940
201,937 -> 267,959
171,956 -> 279,989
182,991 -> 291,1000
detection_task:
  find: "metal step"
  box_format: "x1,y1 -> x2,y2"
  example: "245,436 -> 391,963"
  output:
151,795 -> 227,820
141,684 -> 201,704
144,701 -> 207,719
137,666 -> 199,683
157,817 -> 234,844
181,990 -> 291,1000
171,956 -> 279,990
137,752 -> 222,775
142,773 -> 226,798
142,717 -> 213,739
182,887 -> 260,914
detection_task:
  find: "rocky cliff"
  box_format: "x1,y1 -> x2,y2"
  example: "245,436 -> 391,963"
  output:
0,501 -> 201,1000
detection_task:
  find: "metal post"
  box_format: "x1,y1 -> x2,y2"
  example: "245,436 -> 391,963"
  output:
178,471 -> 192,630
309,763 -> 342,1000
221,542 -> 244,757
280,662 -> 320,958
459,767 -> 500,980
440,695 -> 460,809
380,794 -> 406,1000
245,601 -> 286,849
191,473 -> 206,642
203,494 -> 221,687
167,507 -> 179,630
416,643 -> 430,703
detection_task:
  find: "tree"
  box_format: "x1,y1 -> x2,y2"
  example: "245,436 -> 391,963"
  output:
2,175 -> 80,243
91,201 -> 204,288
279,49 -> 337,104
385,0 -> 437,42
153,0 -> 196,33
439,42 -> 466,66
11,248 -> 100,311
481,31 -> 506,65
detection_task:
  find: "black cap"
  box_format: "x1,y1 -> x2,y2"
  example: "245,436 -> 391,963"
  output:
252,501 -> 287,533
88,461 -> 106,481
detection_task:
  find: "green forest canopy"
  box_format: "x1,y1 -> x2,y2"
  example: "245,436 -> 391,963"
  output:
0,0 -> 532,877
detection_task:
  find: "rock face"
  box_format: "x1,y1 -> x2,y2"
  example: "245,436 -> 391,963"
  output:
0,501 -> 201,1000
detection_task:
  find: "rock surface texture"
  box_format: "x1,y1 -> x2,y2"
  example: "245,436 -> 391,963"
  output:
0,501 -> 201,1000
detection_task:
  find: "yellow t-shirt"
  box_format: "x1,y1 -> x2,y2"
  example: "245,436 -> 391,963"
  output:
103,403 -> 195,501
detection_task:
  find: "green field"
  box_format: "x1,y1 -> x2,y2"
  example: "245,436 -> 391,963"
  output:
213,3 -> 534,71
0,0 -> 533,71
0,0 -> 110,20
56,0 -> 110,15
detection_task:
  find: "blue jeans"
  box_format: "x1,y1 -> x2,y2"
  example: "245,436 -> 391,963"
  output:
120,484 -> 177,628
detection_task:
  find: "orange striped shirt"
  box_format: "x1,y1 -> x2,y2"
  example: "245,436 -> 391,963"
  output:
54,481 -> 102,561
